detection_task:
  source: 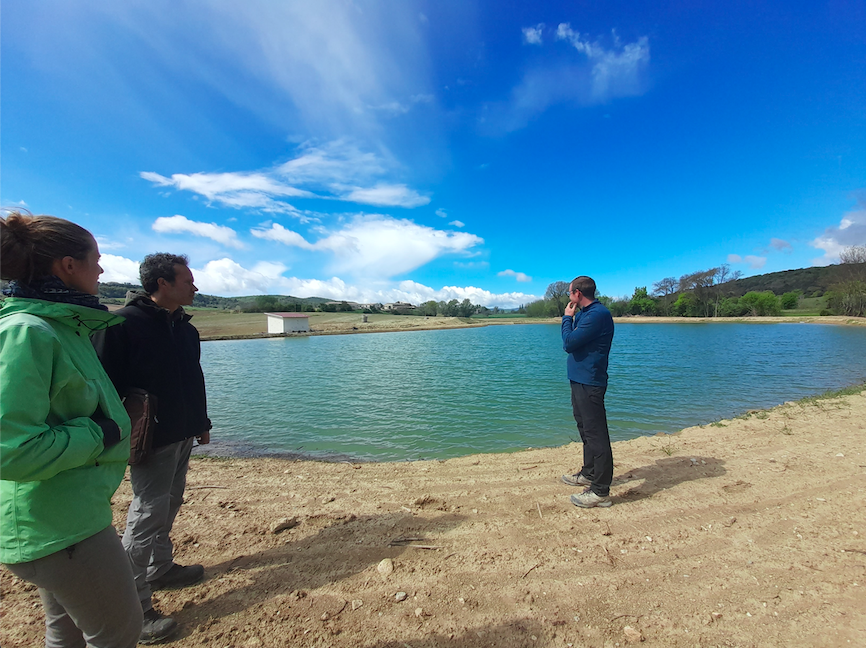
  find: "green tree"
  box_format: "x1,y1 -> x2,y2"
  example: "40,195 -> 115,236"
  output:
629,287 -> 657,316
780,291 -> 801,310
717,297 -> 747,317
652,277 -> 677,315
739,291 -> 781,316
524,300 -> 548,317
672,293 -> 700,317
826,281 -> 866,316
421,300 -> 438,316
544,281 -> 570,317
457,298 -> 475,317
244,295 -> 281,312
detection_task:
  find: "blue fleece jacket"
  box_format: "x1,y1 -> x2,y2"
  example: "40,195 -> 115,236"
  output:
561,300 -> 614,387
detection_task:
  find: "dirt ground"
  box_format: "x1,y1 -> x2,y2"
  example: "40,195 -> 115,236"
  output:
3,387 -> 864,648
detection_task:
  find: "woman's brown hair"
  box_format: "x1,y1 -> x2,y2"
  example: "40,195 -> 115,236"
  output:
0,210 -> 95,284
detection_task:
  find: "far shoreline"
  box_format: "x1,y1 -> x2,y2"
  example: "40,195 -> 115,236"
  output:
197,313 -> 866,342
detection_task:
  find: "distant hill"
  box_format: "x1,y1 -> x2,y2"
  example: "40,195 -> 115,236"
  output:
97,282 -> 330,310
720,262 -> 866,297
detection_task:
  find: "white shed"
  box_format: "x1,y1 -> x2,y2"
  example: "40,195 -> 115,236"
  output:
265,312 -> 310,334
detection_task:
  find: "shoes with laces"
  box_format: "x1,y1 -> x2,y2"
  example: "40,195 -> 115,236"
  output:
570,489 -> 612,508
139,608 -> 179,644
561,473 -> 592,487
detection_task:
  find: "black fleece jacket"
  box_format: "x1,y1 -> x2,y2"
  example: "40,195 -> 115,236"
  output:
92,292 -> 210,448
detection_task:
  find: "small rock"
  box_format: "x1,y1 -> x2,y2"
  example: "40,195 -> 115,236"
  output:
322,496 -> 335,504
395,592 -> 407,602
414,607 -> 424,617
270,517 -> 299,534
836,453 -> 844,457
623,625 -> 643,643
711,612 -> 723,620
377,558 -> 394,578
320,612 -> 329,621
351,599 -> 363,611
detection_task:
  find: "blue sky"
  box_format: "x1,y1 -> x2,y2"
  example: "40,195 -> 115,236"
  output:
3,1 -> 865,307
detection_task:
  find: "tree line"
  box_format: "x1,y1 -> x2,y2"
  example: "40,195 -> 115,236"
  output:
520,245 -> 866,319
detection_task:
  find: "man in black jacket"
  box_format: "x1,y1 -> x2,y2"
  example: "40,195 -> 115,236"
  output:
93,253 -> 211,644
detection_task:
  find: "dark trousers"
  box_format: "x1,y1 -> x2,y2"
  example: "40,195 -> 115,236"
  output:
570,381 -> 613,496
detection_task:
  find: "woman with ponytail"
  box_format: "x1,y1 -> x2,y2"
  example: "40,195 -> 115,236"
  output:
0,211 -> 142,647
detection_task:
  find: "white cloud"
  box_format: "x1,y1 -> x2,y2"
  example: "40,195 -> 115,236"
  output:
492,24 -> 650,132
454,261 -> 490,270
728,254 -> 766,269
390,280 -> 539,309
252,214 -> 483,279
522,24 -> 544,45
810,196 -> 866,264
189,258 -> 535,307
556,25 -> 650,102
449,220 -> 465,228
142,141 -> 428,212
100,254 -> 140,284
251,223 -> 314,249
342,184 -> 430,208
435,208 -> 448,218
152,215 -> 246,249
770,238 -> 792,252
498,269 -> 532,282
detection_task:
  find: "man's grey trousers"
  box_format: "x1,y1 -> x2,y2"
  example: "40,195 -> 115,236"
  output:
122,437 -> 194,611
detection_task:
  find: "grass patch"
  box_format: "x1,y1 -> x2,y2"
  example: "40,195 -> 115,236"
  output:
796,382 -> 866,406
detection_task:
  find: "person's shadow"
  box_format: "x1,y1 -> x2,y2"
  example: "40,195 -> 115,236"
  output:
174,510 -> 466,627
611,455 -> 726,503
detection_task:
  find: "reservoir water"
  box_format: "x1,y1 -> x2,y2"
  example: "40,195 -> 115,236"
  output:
198,322 -> 866,462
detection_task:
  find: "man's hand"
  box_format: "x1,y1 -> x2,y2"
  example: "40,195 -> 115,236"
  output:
196,430 -> 211,445
564,301 -> 578,317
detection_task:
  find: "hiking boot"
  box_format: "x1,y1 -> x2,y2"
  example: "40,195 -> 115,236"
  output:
570,490 -> 612,508
561,473 -> 591,488
148,563 -> 204,591
139,608 -> 179,644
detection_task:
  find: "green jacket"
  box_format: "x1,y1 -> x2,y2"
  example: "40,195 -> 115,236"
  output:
0,298 -> 131,564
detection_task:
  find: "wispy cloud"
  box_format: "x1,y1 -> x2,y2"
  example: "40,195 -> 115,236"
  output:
810,193 -> 866,264
152,215 -> 246,249
449,220 -> 465,228
435,208 -> 448,218
522,24 -> 544,45
498,268 -> 532,282
489,24 -> 650,132
727,254 -> 766,269
252,214 -> 483,280
142,141 -> 428,212
342,184 -> 429,208
769,238 -> 793,252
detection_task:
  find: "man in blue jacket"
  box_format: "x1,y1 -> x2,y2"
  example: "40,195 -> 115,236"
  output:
560,276 -> 615,508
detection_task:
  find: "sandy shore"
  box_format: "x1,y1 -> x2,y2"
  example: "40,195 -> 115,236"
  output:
3,388 -> 864,647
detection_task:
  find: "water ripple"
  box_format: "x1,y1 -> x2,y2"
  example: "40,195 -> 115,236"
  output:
199,323 -> 866,461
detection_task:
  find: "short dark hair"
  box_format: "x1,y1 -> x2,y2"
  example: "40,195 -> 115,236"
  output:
1,210 -> 95,283
570,276 -> 597,299
140,253 -> 189,295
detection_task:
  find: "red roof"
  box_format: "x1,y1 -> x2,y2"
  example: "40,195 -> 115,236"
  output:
264,312 -> 309,318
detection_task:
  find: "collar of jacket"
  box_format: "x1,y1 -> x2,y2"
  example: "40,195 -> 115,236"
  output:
0,297 -> 125,333
123,290 -> 193,323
